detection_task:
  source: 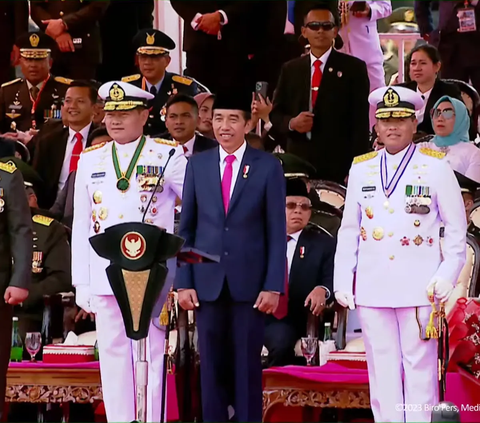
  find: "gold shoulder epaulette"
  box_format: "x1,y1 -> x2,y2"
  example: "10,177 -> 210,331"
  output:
353,151 -> 378,165
419,147 -> 445,159
154,138 -> 178,147
82,142 -> 107,154
122,74 -> 141,83
172,75 -> 193,86
0,162 -> 16,173
32,215 -> 54,227
1,78 -> 22,88
54,76 -> 73,85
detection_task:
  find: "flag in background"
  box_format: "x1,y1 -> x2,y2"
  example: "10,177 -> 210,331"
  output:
285,0 -> 295,34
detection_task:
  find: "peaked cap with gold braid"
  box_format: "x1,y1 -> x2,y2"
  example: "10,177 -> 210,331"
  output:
132,29 -> 176,56
369,86 -> 424,119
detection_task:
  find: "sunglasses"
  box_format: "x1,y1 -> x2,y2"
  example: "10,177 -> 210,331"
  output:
286,202 -> 312,211
305,21 -> 336,31
431,108 -> 455,119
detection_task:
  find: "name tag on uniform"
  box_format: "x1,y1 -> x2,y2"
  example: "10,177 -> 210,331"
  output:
405,185 -> 431,215
362,186 -> 376,192
91,172 -> 106,179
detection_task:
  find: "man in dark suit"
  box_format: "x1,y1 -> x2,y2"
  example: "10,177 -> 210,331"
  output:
30,0 -> 109,80
0,32 -> 71,134
122,29 -> 206,136
264,178 -> 335,367
415,0 -> 480,96
270,4 -> 370,184
98,0 -> 154,82
174,92 -> 286,422
163,94 -> 217,157
0,0 -> 29,85
33,80 -> 97,209
0,156 -> 32,422
171,1 -> 260,94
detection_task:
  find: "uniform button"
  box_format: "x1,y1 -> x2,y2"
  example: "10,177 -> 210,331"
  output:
224,252 -> 229,256
225,227 -> 229,231
389,255 -> 395,260
59,11 -> 64,16
87,33 -> 91,37
119,214 -> 123,219
389,209 -> 394,214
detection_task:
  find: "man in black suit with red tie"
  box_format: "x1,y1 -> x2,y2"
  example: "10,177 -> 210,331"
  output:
270,4 -> 370,184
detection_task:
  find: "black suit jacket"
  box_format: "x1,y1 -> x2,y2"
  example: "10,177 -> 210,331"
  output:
266,227 -> 335,334
158,132 -> 218,155
398,80 -> 463,135
270,50 -> 370,183
171,1 -> 257,54
33,123 -> 95,209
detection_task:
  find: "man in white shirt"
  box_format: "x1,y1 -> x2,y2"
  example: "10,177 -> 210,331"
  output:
264,177 -> 335,367
32,80 -> 97,209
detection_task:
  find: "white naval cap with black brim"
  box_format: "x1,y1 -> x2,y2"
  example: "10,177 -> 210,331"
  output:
369,86 -> 424,119
99,80 -> 154,112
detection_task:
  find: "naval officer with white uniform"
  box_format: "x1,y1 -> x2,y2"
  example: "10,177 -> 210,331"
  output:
72,80 -> 187,422
334,86 -> 466,423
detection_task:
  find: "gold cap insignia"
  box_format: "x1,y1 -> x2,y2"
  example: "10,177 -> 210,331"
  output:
146,32 -> 155,46
384,88 -> 400,107
405,10 -> 414,22
29,34 -> 40,48
109,83 -> 125,101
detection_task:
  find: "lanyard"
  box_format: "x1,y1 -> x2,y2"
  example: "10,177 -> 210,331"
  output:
112,136 -> 147,193
29,74 -> 50,115
380,143 -> 416,198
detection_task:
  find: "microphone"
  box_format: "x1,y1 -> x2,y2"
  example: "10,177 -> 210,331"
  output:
141,148 -> 176,223
431,402 -> 460,423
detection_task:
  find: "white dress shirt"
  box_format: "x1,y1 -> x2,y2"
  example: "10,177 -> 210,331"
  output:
219,141 -> 247,199
26,79 -> 46,92
415,86 -> 433,124
181,135 -> 196,158
58,123 -> 91,192
145,77 -> 164,95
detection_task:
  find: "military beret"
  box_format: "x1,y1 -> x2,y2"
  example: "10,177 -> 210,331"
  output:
286,178 -> 309,198
274,153 -> 317,179
15,32 -> 53,59
133,29 -> 176,56
0,156 -> 43,188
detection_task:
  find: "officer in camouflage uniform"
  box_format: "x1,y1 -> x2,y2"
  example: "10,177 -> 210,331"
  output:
122,29 -> 207,136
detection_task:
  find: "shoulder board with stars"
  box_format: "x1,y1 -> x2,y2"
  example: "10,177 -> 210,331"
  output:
353,151 -> 378,165
1,78 -> 22,88
172,75 -> 193,86
54,76 -> 73,85
0,162 -> 16,173
32,215 -> 54,227
82,142 -> 107,154
121,74 -> 141,83
154,138 -> 178,147
419,147 -> 445,160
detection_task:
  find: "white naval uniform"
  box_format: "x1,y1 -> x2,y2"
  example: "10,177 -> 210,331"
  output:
334,145 -> 466,422
338,0 -> 392,127
72,136 -> 187,422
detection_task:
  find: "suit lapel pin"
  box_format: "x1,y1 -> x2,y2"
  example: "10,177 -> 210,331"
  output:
337,71 -> 343,77
300,246 -> 305,259
328,67 -> 333,73
243,165 -> 250,179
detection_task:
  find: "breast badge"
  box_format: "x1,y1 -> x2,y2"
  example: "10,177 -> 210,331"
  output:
136,165 -> 162,192
365,206 -> 374,219
400,237 -> 410,246
372,227 -> 384,241
0,198 -> 4,213
413,235 -> 424,246
405,185 -> 431,214
360,227 -> 367,241
93,191 -> 102,204
99,207 -> 108,221
32,251 -> 43,273
94,221 -> 101,234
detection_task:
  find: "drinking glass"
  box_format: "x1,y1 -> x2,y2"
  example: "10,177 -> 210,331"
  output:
25,332 -> 42,362
301,336 -> 318,366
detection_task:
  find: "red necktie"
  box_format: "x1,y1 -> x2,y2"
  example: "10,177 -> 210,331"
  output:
221,155 -> 235,213
274,236 -> 292,320
183,145 -> 188,155
69,133 -> 83,173
311,60 -> 322,109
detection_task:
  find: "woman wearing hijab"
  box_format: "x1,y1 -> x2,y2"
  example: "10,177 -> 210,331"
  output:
194,92 -> 215,139
420,95 -> 480,182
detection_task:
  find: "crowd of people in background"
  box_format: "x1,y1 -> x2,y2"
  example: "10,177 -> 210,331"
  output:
1,1 -> 480,423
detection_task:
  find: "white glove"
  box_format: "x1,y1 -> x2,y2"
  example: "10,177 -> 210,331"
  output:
426,277 -> 454,303
334,291 -> 356,310
75,287 -> 92,313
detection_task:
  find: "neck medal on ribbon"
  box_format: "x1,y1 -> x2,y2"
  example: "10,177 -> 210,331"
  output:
112,136 -> 147,193
380,143 -> 416,199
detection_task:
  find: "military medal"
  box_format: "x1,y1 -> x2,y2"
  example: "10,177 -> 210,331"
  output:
99,207 -> 108,220
0,198 -> 4,213
401,237 -> 410,246
32,251 -> 43,273
152,195 -> 157,203
300,246 -> 305,258
426,236 -> 434,246
414,220 -> 421,227
151,206 -> 158,216
243,165 -> 250,179
94,221 -> 101,234
372,227 -> 384,241
136,164 -> 162,192
365,206 -> 374,219
414,235 -> 423,246
140,194 -> 148,202
405,185 -> 431,215
29,74 -> 51,129
93,191 -> 102,204
92,210 -> 97,222
360,227 -> 367,241
112,136 -> 147,192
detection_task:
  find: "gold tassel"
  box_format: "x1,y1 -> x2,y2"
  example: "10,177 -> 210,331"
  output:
159,302 -> 169,326
426,302 -> 438,339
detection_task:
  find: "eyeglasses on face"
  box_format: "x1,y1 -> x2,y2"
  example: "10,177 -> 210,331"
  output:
286,202 -> 312,211
304,21 -> 335,31
431,108 -> 455,120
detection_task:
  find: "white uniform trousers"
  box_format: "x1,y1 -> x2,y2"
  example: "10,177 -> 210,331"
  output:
93,294 -> 167,423
358,306 -> 438,423
367,62 -> 386,129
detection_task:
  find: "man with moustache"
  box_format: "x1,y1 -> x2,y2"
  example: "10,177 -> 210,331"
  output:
175,91 -> 286,422
72,80 -> 187,422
